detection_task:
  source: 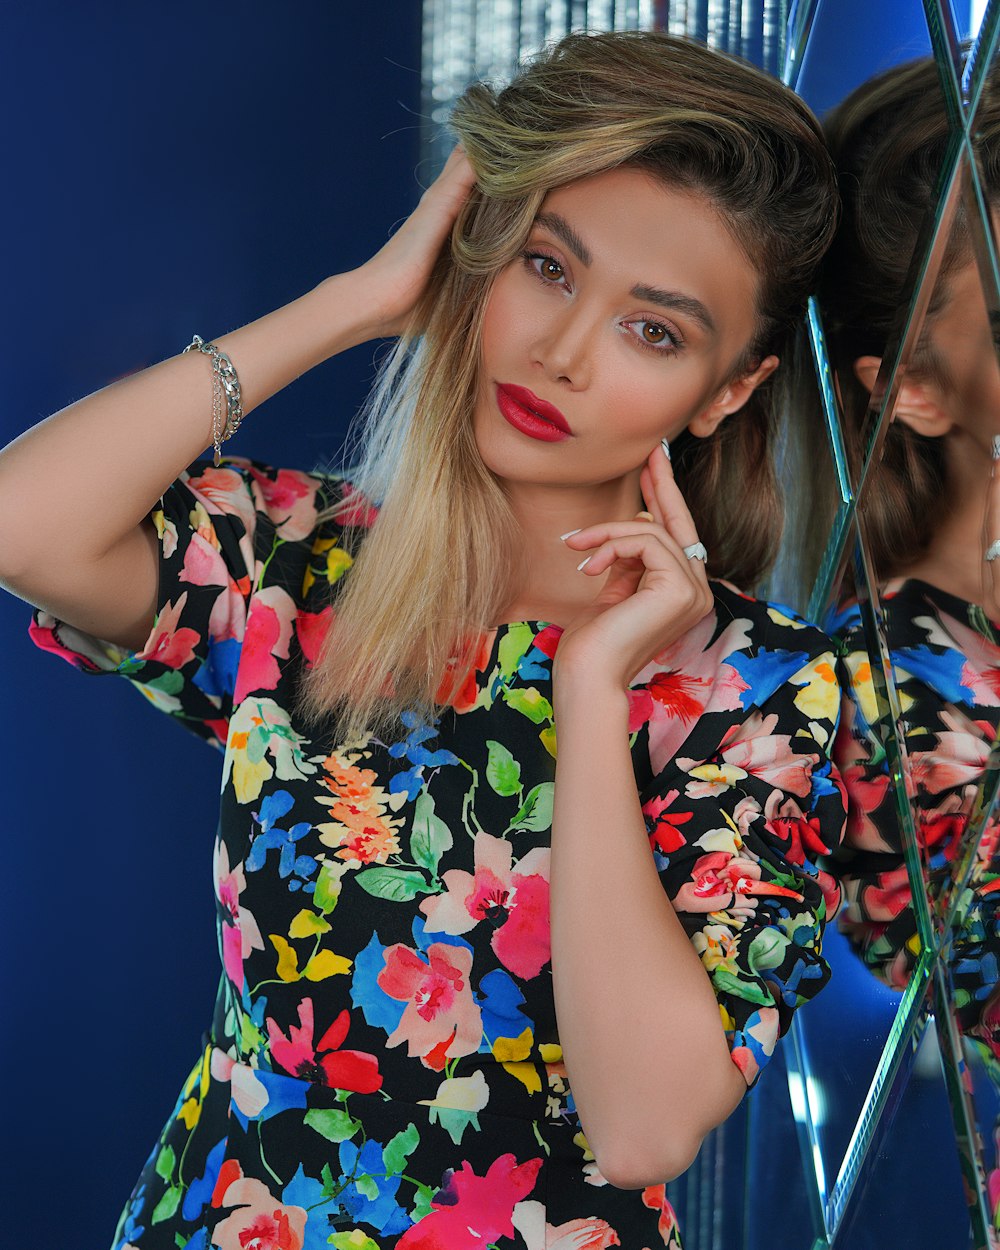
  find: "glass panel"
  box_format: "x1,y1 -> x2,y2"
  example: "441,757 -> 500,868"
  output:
826,1005 -> 973,1250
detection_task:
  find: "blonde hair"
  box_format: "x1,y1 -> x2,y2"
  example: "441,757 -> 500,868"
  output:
294,30 -> 838,744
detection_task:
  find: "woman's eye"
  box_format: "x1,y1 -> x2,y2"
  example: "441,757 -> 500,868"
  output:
630,319 -> 681,351
524,252 -> 566,283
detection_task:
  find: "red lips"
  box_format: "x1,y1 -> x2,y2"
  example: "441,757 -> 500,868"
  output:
495,384 -> 573,443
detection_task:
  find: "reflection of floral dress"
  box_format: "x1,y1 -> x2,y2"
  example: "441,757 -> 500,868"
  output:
30,456 -> 846,1250
831,580 -> 1000,1050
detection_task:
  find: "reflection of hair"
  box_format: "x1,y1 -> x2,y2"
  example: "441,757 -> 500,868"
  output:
822,56 -> 1000,576
296,30 -> 838,741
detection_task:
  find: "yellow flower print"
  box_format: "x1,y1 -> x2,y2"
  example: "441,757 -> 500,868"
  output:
326,546 -> 353,583
225,727 -> 274,804
493,1027 -> 541,1094
188,501 -> 221,550
151,507 -> 178,559
269,934 -> 352,982
792,654 -> 838,724
843,652 -> 878,728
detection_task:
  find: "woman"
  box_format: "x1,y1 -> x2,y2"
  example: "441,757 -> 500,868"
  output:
822,56 -> 1000,1063
0,30 -> 844,1249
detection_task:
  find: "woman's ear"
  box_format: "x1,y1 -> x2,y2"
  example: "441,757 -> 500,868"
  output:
853,354 -> 953,436
688,355 -> 780,438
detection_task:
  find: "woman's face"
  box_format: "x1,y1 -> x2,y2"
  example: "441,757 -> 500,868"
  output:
473,166 -> 769,492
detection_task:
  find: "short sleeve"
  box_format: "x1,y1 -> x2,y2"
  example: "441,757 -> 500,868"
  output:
637,605 -> 847,1090
27,454 -> 337,751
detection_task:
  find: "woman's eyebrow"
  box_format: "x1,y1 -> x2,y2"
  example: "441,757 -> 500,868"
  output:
533,211 -> 716,336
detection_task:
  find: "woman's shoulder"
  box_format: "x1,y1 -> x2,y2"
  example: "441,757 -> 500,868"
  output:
180,454 -> 378,545
708,577 -> 836,661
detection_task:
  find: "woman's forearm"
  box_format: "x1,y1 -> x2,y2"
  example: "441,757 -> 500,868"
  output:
0,269 -> 378,577
550,677 -> 746,1189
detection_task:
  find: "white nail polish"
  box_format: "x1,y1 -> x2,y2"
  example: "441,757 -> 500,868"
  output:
992,434 -> 1000,460
660,437 -> 671,461
577,555 -> 592,571
560,528 -> 582,541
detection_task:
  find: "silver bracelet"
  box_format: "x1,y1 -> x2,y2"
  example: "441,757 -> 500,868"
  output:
182,334 -> 244,466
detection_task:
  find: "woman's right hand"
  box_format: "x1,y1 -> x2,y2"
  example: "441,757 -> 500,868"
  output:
355,145 -> 478,339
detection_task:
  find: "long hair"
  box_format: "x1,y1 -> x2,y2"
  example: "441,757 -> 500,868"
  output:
821,56 -> 1000,577
294,30 -> 839,744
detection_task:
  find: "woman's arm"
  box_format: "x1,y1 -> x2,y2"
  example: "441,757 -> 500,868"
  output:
0,149 -> 476,648
550,676 -> 746,1189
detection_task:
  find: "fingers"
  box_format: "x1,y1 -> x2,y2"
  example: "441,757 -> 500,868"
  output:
644,440 -> 701,550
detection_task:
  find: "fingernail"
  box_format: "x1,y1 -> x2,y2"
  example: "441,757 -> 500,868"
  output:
577,556 -> 592,571
992,435 -> 1000,460
661,437 -> 671,461
560,528 -> 582,541
636,511 -> 654,521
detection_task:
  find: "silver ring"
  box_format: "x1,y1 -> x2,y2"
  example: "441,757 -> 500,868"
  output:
986,540 -> 1000,563
683,541 -> 708,562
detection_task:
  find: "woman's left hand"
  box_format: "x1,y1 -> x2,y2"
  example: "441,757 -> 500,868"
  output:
554,442 -> 714,690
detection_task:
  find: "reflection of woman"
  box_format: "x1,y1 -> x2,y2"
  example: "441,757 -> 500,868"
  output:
823,58 -> 1000,1056
0,32 -> 844,1248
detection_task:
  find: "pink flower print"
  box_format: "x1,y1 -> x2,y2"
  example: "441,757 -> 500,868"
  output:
248,465 -> 320,542
511,1201 -> 621,1249
294,604 -> 333,667
512,1200 -> 620,1250
673,851 -> 804,916
419,833 -> 551,979
910,732 -> 991,796
633,613 -> 752,770
213,840 -> 264,994
211,1161 -> 306,1250
266,997 -> 381,1093
681,712 -> 817,799
134,592 -> 200,667
378,942 -> 483,1069
914,608 -> 1000,704
233,585 -> 297,704
396,1154 -> 543,1250
187,462 -> 259,540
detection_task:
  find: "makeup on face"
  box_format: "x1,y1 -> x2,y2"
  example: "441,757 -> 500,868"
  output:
495,382 -> 573,441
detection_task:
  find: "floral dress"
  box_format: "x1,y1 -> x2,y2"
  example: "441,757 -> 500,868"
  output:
830,579 -> 1000,1051
30,455 -> 846,1250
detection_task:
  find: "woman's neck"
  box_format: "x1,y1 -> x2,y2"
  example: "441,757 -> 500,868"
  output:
494,474 -> 644,625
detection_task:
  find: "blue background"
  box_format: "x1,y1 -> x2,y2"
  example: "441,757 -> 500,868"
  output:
0,2 -> 977,1247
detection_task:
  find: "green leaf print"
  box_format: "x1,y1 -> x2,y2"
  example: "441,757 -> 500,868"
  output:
247,723 -> 270,765
151,1184 -> 182,1224
486,740 -> 521,797
329,1234 -> 380,1250
410,792 -> 453,876
502,686 -> 553,725
304,1107 -> 361,1142
154,1144 -> 175,1182
497,622 -> 534,678
383,1122 -> 420,1175
508,782 -> 554,833
354,866 -> 433,902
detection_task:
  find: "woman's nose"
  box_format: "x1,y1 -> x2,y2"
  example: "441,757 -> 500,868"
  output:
532,304 -> 595,388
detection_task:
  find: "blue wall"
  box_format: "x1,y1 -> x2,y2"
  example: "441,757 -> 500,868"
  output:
0,4 -> 421,1244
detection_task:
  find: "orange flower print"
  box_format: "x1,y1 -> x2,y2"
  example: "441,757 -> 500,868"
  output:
315,747 -> 403,866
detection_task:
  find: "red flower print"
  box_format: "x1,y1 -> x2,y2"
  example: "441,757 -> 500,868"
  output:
378,942 -> 483,1067
266,997 -> 381,1093
419,833 -> 551,979
436,632 -> 495,714
765,796 -> 832,865
294,604 -> 333,667
396,1154 -> 543,1249
642,789 -> 694,855
642,1184 -> 681,1247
